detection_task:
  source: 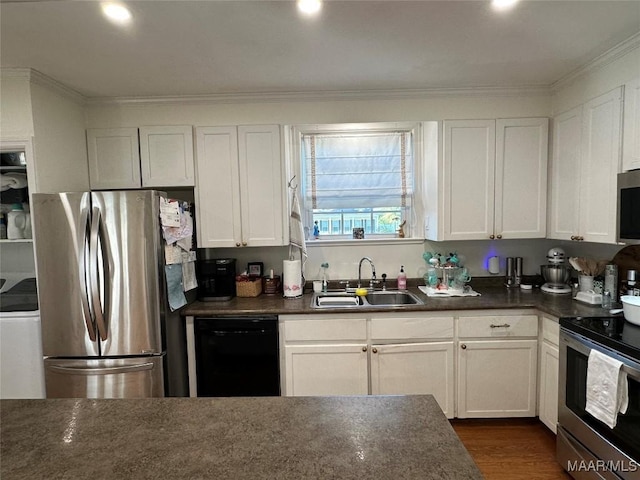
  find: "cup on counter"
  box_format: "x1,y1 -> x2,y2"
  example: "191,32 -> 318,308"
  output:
578,274 -> 594,292
313,280 -> 323,293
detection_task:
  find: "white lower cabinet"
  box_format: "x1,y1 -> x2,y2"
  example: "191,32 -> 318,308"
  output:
456,313 -> 538,418
285,344 -> 368,396
281,313 -> 455,417
370,341 -> 454,418
538,315 -> 560,433
281,310 -> 539,420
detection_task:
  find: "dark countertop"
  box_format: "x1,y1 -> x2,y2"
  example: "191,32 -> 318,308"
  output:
183,283 -> 614,319
1,395 -> 482,480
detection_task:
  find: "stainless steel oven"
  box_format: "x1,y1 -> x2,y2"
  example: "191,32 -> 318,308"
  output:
558,317 -> 640,479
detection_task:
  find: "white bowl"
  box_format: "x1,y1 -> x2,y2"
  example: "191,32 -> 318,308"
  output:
621,295 -> 640,326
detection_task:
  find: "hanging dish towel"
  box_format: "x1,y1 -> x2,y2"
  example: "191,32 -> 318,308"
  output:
585,349 -> 629,428
289,186 -> 307,259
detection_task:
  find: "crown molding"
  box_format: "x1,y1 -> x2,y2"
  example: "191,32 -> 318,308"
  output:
1,67 -> 86,105
552,32 -> 640,92
85,85 -> 551,107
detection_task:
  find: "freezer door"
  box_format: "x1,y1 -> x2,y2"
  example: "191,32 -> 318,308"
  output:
44,356 -> 165,398
91,191 -> 165,356
33,193 -> 99,357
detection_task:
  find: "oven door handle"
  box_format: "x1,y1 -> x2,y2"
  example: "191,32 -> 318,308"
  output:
561,329 -> 640,382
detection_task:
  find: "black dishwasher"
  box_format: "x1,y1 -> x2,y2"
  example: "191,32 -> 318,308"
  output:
194,316 -> 280,396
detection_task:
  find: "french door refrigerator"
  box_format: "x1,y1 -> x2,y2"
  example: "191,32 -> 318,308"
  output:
32,190 -> 169,398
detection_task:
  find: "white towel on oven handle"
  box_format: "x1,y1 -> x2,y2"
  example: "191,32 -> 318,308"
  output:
585,349 -> 629,429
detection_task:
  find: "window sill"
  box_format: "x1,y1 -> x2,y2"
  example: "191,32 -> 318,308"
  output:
305,237 -> 425,247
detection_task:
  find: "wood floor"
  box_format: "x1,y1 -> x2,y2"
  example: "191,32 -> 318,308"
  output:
450,418 -> 572,480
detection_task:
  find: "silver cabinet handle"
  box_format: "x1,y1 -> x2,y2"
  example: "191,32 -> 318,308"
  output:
490,323 -> 511,328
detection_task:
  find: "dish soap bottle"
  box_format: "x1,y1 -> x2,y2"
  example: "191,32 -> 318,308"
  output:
397,265 -> 407,290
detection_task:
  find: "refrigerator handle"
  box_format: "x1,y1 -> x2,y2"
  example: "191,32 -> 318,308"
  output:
89,206 -> 108,341
48,362 -> 155,375
78,194 -> 97,341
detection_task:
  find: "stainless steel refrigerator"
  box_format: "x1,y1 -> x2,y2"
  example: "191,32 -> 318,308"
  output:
32,190 -> 170,398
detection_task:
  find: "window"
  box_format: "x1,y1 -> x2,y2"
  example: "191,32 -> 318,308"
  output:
294,123 -> 420,240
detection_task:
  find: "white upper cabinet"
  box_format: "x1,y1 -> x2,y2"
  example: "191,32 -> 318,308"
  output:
87,128 -> 141,189
87,126 -> 194,190
495,118 -> 548,239
439,118 -> 548,241
549,87 -> 622,244
195,125 -> 284,248
622,77 -> 640,172
139,126 -> 194,187
443,120 -> 496,240
579,87 -> 622,243
548,106 -> 582,241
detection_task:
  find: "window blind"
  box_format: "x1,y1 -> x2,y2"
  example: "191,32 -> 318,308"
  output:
301,132 -> 413,209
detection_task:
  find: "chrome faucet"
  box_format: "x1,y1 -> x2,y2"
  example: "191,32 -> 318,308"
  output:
358,257 -> 376,288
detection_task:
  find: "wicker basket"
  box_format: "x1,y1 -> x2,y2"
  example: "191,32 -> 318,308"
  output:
236,277 -> 262,297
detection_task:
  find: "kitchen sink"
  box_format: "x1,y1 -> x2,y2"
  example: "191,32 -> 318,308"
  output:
311,290 -> 423,309
365,291 -> 422,305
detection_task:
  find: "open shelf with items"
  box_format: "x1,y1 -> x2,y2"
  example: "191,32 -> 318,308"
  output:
1,151 -> 31,241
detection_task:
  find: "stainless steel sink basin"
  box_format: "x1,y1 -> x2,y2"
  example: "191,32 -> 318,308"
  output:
365,291 -> 422,305
311,290 -> 423,309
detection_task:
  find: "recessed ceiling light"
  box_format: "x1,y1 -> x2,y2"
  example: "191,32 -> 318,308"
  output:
297,0 -> 322,16
101,2 -> 132,25
491,0 -> 519,11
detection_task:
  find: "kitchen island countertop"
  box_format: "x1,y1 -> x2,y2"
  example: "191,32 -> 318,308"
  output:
1,395 -> 482,480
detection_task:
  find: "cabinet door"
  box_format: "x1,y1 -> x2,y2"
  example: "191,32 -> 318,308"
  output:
443,120 -> 496,240
370,342 -> 454,418
194,126 -> 242,248
139,126 -> 194,187
284,344 -> 368,396
548,106 -> 582,240
87,128 -> 141,189
238,125 -> 284,247
579,87 -> 622,244
457,339 -> 537,418
495,118 -> 548,239
538,340 -> 559,433
622,77 -> 640,172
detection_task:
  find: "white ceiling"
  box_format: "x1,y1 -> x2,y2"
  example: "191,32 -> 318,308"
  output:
1,0 -> 639,99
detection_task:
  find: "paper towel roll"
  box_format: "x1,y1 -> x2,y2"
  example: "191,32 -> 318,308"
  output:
283,260 -> 303,298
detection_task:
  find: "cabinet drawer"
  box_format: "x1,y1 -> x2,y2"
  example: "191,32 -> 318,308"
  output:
283,317 -> 367,342
370,315 -> 454,340
458,315 -> 538,338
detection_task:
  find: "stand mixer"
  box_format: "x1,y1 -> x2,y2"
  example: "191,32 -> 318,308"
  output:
540,247 -> 572,294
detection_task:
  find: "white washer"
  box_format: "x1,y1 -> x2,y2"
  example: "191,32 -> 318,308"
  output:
0,274 -> 45,398
0,310 -> 45,398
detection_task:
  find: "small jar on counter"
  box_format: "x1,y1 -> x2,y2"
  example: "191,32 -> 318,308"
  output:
601,290 -> 612,309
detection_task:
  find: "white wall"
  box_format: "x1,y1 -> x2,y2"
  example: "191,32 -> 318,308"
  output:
30,82 -> 89,193
552,38 -> 640,115
0,73 -> 34,139
86,92 -> 551,127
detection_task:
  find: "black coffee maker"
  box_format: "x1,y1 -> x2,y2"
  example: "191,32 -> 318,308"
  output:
197,258 -> 236,301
